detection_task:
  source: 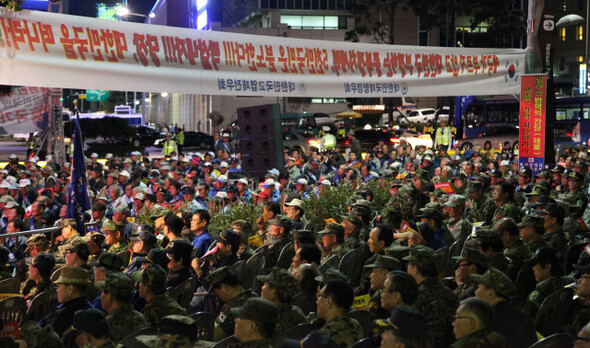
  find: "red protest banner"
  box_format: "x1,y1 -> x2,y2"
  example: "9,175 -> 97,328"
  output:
519,75 -> 546,175
434,182 -> 454,194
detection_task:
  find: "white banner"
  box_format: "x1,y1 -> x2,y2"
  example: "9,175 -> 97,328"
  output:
0,9 -> 526,97
0,86 -> 50,134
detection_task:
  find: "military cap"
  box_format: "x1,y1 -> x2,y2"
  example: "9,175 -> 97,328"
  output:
20,321 -> 62,348
527,195 -> 555,210
293,229 -> 316,243
114,205 -> 130,216
159,315 -> 198,341
517,215 -> 545,229
268,215 -> 293,230
555,194 -> 578,207
416,207 -> 443,221
72,308 -> 109,337
445,194 -> 466,208
149,208 -> 171,221
465,180 -> 483,193
373,306 -> 427,336
314,267 -> 351,284
257,267 -> 299,291
131,231 -> 158,248
180,186 -> 195,195
551,165 -> 565,173
530,247 -> 560,266
474,228 -> 501,241
155,187 -> 167,195
98,272 -> 135,301
27,252 -> 56,275
570,171 -> 586,182
59,218 -> 77,229
429,188 -> 447,200
145,193 -> 157,203
517,166 -> 532,177
83,231 -> 106,245
526,184 -> 549,197
136,249 -> 169,271
535,202 -> 565,221
164,239 -> 193,259
26,233 -> 49,248
101,221 -> 122,234
214,228 -> 241,251
471,267 -> 516,299
412,168 -> 430,184
60,237 -> 90,258
139,264 -> 167,293
54,266 -> 90,285
390,179 -> 403,188
403,245 -> 437,267
89,252 -> 125,271
284,331 -> 338,348
318,223 -> 345,239
363,255 -> 401,271
205,266 -> 234,290
452,247 -> 489,267
453,173 -> 467,182
230,297 -> 279,325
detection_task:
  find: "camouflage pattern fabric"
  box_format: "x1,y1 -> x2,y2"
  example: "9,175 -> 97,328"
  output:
383,183 -> 428,228
226,340 -> 273,348
142,294 -> 187,328
274,303 -> 306,334
107,305 -> 148,343
414,278 -> 459,348
321,244 -> 350,265
491,202 -> 522,227
467,195 -> 496,226
451,329 -> 507,348
318,314 -> 363,348
214,290 -> 259,340
108,242 -> 128,254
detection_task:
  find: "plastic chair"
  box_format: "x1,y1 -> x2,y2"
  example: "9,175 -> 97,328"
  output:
347,310 -> 373,338
210,335 -> 238,348
338,248 -> 365,287
169,277 -> 198,310
318,255 -> 339,272
444,239 -> 463,276
189,312 -> 216,341
26,289 -> 58,322
351,338 -> 377,348
118,326 -> 157,348
271,323 -> 314,348
292,291 -> 317,316
50,266 -> 64,282
117,250 -> 131,267
0,296 -> 27,326
534,287 -> 574,337
241,251 -> 266,290
231,260 -> 245,284
276,242 -> 295,270
0,278 -> 20,293
529,333 -> 572,348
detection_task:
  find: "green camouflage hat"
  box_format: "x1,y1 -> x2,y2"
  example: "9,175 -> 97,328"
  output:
416,208 -> 443,221
452,247 -> 489,267
139,264 -> 167,294
205,266 -> 234,291
100,272 -> 135,300
363,255 -> 401,271
230,298 -> 279,325
445,194 -> 467,208
59,218 -> 77,229
20,321 -> 62,348
412,168 -> 430,184
89,252 -> 125,271
58,236 -> 90,258
390,179 -> 403,188
429,188 -> 447,199
256,267 -> 299,291
83,231 -> 106,245
318,223 -> 345,239
385,244 -> 411,260
471,267 -> 516,299
517,215 -> 545,229
150,208 -> 171,221
268,215 -> 293,230
403,245 -> 437,268
465,180 -> 483,193
101,221 -> 121,233
475,229 -> 502,244
158,315 -> 197,342
314,267 -> 350,284
526,184 -> 549,197
555,194 -> 578,207
26,233 -> 49,248
423,202 -> 444,213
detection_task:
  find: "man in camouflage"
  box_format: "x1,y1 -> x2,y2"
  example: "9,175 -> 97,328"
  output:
382,168 -> 429,229
445,195 -> 472,247
84,231 -> 106,264
22,252 -> 56,301
517,215 -> 548,254
100,272 -> 148,343
535,202 -> 567,254
451,298 -> 506,347
452,248 -> 489,300
264,215 -> 292,270
465,181 -> 496,226
19,321 -> 63,348
70,308 -> 116,348
138,264 -> 187,328
206,266 -> 258,341
229,298 -> 279,348
341,213 -> 362,250
494,218 -> 532,280
567,171 -> 588,218
490,182 -> 522,226
136,315 -> 204,348
257,267 -> 306,334
103,221 -> 128,254
363,255 -> 401,319
318,223 -> 350,266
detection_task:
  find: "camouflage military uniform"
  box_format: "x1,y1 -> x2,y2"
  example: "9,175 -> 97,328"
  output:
275,303 -> 306,334
451,329 -> 507,348
525,239 -> 547,254
414,278 -> 459,347
266,235 -> 290,270
543,229 -> 567,253
468,195 -> 496,225
88,251 -> 103,264
455,283 -> 478,301
383,182 -> 428,228
343,236 -> 361,250
107,241 -> 128,254
319,314 -> 363,348
107,305 -> 148,343
215,290 -> 258,340
81,342 -> 116,348
321,244 -> 350,264
142,294 -> 187,328
23,279 -> 55,301
227,340 -> 272,348
448,217 -> 472,244
568,189 -> 588,218
504,240 -> 533,280
524,278 -> 562,320
136,206 -> 153,226
491,202 -> 522,227
367,290 -> 390,320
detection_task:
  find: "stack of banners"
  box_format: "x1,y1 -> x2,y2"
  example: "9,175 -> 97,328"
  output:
0,9 -> 525,97
0,86 -> 50,134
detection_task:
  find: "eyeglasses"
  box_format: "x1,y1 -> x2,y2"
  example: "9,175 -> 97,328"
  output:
316,293 -> 328,300
453,315 -> 473,321
63,250 -> 74,257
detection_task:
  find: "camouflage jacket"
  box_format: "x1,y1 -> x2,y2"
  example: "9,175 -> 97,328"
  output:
274,303 -> 306,334
108,242 -> 128,254
321,244 -> 350,265
451,329 -> 507,348
543,228 -> 567,254
214,290 -> 259,341
319,314 -> 364,348
467,195 -> 496,226
23,279 -> 55,301
226,340 -> 272,348
524,277 -> 563,320
568,190 -> 588,218
414,278 -> 459,347
107,305 -> 148,343
384,183 -> 428,228
367,290 -> 390,320
266,235 -> 290,270
491,201 -> 522,227
142,294 -> 187,328
525,239 -> 547,254
343,236 -> 361,250
448,217 -> 472,244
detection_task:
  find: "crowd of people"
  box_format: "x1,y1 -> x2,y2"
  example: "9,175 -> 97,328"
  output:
2,133 -> 590,348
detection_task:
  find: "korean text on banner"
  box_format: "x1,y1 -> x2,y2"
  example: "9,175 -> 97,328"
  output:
519,75 -> 546,175
0,9 -> 525,97
0,87 -> 50,134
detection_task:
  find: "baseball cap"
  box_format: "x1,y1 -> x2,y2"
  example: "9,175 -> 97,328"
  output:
373,306 -> 427,336
363,255 -> 401,271
285,198 -> 305,211
230,298 -> 279,326
214,229 -> 241,250
471,267 -> 516,299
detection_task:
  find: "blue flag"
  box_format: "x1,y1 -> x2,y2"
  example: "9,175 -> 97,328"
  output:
66,113 -> 90,235
454,95 -> 475,128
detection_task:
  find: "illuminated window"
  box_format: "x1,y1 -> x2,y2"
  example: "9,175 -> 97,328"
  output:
561,0 -> 566,13
580,56 -> 585,63
578,25 -> 584,40
561,27 -> 566,41
280,15 -> 341,29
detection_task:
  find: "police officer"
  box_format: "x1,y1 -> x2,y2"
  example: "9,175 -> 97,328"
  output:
321,126 -> 337,152
161,133 -> 178,157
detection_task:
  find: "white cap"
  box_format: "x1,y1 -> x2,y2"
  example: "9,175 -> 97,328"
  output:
171,156 -> 178,161
321,180 -> 332,186
160,165 -> 170,171
237,178 -> 249,185
266,168 -> 279,177
204,162 -> 212,167
105,153 -> 113,159
131,151 -> 141,156
195,152 -> 203,158
119,170 -> 131,178
220,161 -> 229,168
45,155 -> 53,161
216,191 -> 228,198
500,160 -> 510,166
182,157 -> 190,163
423,156 -> 432,163
207,151 -> 215,157
322,126 -> 330,131
27,158 -> 36,164
5,176 -> 16,185
217,175 -> 228,183
222,133 -> 230,137
296,178 -> 308,185
263,179 -> 275,187
8,154 -> 17,159
90,153 -> 98,158
0,181 -> 11,189
134,192 -> 145,200
18,179 -> 31,187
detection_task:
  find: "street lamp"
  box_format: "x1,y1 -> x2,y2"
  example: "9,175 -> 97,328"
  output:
117,7 -> 155,20
557,12 -> 586,94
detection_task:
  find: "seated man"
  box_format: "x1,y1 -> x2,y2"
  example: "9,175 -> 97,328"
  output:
231,298 -> 279,347
374,306 -> 431,348
451,298 -> 506,347
139,264 -> 187,328
71,308 -> 115,347
38,266 -> 92,336
164,239 -> 194,288
319,223 -> 350,266
363,255 -> 401,319
125,229 -> 157,275
315,279 -> 363,347
380,271 -> 418,315
22,252 -> 56,301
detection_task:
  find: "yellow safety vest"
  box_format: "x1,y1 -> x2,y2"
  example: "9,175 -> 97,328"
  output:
436,127 -> 450,146
337,128 -> 346,138
163,140 -> 176,155
323,133 -> 336,150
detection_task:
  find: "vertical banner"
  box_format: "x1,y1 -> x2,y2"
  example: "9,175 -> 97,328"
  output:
66,113 -> 91,235
519,75 -> 547,175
